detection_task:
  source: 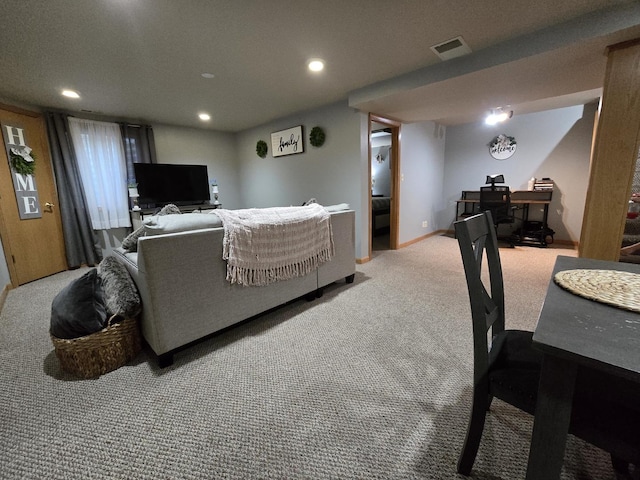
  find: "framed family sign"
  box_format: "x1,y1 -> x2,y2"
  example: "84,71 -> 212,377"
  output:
271,125 -> 304,157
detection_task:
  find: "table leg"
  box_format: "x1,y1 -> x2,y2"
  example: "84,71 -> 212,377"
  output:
541,203 -> 550,246
525,355 -> 577,480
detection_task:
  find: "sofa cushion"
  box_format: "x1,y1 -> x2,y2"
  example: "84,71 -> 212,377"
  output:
143,212 -> 223,236
325,203 -> 350,212
122,204 -> 182,252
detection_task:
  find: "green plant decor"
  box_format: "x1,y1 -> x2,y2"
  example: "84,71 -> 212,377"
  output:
9,146 -> 36,176
256,140 -> 268,158
309,126 -> 325,147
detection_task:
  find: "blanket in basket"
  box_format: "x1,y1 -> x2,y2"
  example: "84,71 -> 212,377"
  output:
213,204 -> 334,286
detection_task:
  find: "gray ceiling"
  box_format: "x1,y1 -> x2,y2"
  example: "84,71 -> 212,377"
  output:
1,1 -> 640,132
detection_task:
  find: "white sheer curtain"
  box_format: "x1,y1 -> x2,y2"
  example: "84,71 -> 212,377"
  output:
68,117 -> 131,230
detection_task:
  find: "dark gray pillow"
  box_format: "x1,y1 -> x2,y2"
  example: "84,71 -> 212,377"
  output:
121,203 -> 182,252
97,256 -> 141,318
50,269 -> 108,339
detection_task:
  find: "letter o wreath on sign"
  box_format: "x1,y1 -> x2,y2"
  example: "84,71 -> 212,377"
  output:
10,146 -> 36,175
488,134 -> 517,160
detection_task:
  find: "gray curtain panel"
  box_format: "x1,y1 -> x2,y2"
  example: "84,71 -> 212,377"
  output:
46,112 -> 102,268
119,123 -> 156,183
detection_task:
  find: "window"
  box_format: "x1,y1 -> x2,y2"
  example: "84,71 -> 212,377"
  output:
68,117 -> 131,230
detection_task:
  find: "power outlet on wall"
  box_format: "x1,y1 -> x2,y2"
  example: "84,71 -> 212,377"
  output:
422,220 -> 428,228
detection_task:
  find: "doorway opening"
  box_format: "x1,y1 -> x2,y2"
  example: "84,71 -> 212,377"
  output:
369,114 -> 400,258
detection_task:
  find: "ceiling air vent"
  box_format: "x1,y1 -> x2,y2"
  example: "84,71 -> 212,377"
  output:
430,36 -> 472,61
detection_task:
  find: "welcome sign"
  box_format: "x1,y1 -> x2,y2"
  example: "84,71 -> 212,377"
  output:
1,122 -> 42,219
488,134 -> 517,160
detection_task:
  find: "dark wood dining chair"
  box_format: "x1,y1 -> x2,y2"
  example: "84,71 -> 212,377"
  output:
454,211 -> 640,477
454,211 -> 542,475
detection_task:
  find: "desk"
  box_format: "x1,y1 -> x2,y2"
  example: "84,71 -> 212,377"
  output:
526,255 -> 640,480
455,190 -> 553,246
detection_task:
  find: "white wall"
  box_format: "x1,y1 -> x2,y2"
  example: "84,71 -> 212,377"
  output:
235,101 -> 369,258
398,122 -> 447,244
152,124 -> 241,209
441,103 -> 597,242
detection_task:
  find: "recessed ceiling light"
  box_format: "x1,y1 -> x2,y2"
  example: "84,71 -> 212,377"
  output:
201,73 -> 215,79
62,89 -> 80,99
198,113 -> 211,121
308,59 -> 324,72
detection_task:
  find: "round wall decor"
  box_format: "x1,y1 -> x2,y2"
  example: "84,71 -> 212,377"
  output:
488,134 -> 517,160
256,140 -> 268,158
309,126 -> 325,147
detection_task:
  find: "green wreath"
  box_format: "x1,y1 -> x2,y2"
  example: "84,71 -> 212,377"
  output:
256,140 -> 268,158
309,126 -> 325,147
10,148 -> 36,176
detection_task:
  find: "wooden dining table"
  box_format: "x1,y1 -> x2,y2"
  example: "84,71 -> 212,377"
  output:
526,255 -> 640,479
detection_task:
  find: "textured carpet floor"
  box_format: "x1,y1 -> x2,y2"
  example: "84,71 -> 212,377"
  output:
0,235 -> 625,479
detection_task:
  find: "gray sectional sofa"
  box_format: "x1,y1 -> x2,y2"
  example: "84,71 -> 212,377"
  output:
112,208 -> 356,367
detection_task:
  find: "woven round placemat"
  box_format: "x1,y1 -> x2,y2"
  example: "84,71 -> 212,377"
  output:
554,269 -> 640,313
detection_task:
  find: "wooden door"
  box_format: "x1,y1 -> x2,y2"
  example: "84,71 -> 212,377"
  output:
0,106 -> 67,285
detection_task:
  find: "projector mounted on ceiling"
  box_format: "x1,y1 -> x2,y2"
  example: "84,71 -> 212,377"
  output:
430,36 -> 472,61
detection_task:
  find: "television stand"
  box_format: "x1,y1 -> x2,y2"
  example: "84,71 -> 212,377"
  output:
176,204 -> 221,213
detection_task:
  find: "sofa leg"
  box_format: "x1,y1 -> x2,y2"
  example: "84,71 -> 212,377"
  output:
345,274 -> 355,284
316,288 -> 324,298
158,352 -> 174,368
304,291 -> 316,302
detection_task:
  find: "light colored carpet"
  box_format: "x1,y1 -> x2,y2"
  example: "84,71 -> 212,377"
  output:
0,234 -> 623,479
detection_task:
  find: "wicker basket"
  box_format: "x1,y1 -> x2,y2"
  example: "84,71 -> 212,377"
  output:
51,315 -> 141,378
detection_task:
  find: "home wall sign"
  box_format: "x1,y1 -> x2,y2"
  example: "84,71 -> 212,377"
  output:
1,122 -> 41,219
271,125 -> 304,157
488,134 -> 517,160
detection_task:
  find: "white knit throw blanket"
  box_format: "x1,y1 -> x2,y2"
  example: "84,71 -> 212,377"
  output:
213,204 -> 334,286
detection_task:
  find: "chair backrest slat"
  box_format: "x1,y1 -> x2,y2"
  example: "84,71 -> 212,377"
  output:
454,212 -> 506,375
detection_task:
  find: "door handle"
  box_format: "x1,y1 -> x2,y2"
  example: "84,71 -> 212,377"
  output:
45,202 -> 55,209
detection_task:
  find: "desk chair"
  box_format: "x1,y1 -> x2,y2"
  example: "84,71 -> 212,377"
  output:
454,212 -> 640,477
479,186 -> 515,231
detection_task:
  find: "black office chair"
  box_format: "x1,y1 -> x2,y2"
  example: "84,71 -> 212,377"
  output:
479,186 -> 515,231
454,212 -> 640,477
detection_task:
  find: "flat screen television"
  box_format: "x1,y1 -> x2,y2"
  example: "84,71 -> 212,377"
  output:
134,163 -> 210,207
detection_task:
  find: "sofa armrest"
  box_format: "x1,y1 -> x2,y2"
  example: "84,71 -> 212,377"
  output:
318,210 -> 356,288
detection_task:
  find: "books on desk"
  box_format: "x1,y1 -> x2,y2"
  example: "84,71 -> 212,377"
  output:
533,178 -> 554,191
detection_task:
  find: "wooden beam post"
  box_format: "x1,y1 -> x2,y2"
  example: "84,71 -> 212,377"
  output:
579,39 -> 640,260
